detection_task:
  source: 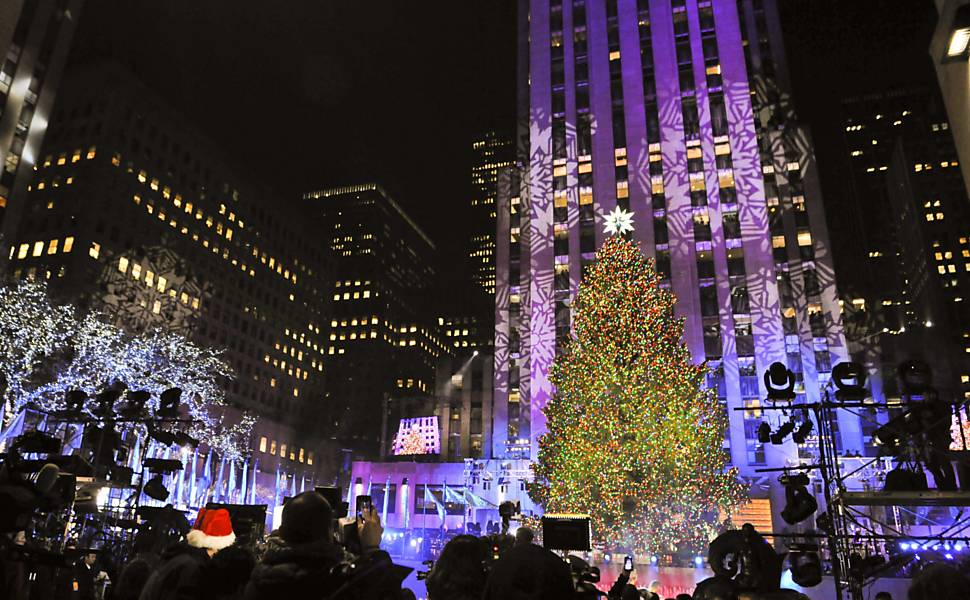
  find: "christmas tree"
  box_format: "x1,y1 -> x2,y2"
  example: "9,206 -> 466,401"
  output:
530,235 -> 746,555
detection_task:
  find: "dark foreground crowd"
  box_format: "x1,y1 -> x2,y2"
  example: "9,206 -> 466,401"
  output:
3,489 -> 969,600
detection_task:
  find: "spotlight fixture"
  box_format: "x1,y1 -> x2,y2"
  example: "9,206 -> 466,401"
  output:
13,431 -> 61,454
147,424 -> 178,446
780,472 -> 817,525
897,360 -> 933,397
93,389 -> 122,418
120,390 -> 150,418
771,420 -> 797,445
143,475 -> 170,501
173,431 -> 200,449
156,388 -> 182,419
142,458 -> 183,474
832,361 -> 867,402
792,419 -> 814,444
789,546 -> 823,587
64,389 -> 87,416
757,421 -> 771,444
764,362 -> 796,401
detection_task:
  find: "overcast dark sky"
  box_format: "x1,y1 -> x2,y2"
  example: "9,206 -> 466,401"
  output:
70,1 -> 517,294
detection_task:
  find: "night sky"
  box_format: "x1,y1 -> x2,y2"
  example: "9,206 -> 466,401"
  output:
70,0 -> 938,298
69,1 -> 517,297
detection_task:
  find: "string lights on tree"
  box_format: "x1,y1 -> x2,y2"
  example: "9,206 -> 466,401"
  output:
0,281 -> 253,459
529,236 -> 747,555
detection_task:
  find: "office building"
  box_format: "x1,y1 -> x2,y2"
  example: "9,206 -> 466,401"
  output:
835,87 -> 970,402
469,132 -> 515,295
931,0 -> 970,199
0,0 -> 84,231
5,62 -> 334,480
308,183 -> 448,456
492,0 -> 861,528
439,314 -> 493,351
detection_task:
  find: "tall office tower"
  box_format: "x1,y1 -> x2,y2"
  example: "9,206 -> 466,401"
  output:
470,132 -> 515,296
834,87 -> 970,403
5,63 -> 335,472
0,0 -> 84,228
495,0 -> 860,523
308,184 -> 448,456
932,0 -> 970,199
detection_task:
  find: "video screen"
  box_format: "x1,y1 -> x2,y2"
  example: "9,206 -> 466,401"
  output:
391,416 -> 440,456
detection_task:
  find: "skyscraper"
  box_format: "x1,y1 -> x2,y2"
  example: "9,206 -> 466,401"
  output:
494,0 -> 861,523
834,87 -> 969,403
309,183 -> 448,456
0,0 -> 84,229
469,132 -> 515,296
5,63 -> 334,478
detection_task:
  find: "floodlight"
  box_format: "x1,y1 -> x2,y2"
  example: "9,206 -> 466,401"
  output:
120,390 -> 150,418
157,387 -> 182,418
946,5 -> 970,59
780,472 -> 817,525
793,419 -> 814,444
832,361 -> 867,402
790,550 -> 822,587
771,420 -> 796,445
764,362 -> 795,401
143,475 -> 170,501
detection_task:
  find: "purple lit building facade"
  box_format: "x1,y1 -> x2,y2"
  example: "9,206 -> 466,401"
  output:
493,0 -> 863,523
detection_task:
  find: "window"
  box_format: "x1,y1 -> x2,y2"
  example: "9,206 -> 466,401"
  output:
280,443 -> 287,459
259,436 -> 267,453
63,237 -> 74,253
89,242 -> 101,259
269,440 -> 277,455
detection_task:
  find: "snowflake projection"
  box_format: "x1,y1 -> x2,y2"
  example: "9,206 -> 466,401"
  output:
98,245 -> 206,336
603,207 -> 635,236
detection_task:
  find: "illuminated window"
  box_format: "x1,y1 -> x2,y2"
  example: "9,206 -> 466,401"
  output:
259,437 -> 267,453
32,241 -> 43,257
145,270 -> 154,287
86,147 -> 96,160
307,452 -> 314,466
797,231 -> 812,246
131,264 -> 142,280
157,275 -> 167,292
269,440 -> 277,455
118,257 -> 129,273
280,444 -> 287,458
47,239 -> 58,255
63,237 -> 74,253
152,300 -> 161,314
89,242 -> 101,259
771,235 -> 785,249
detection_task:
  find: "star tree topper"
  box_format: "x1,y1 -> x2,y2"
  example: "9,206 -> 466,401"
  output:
603,207 -> 635,236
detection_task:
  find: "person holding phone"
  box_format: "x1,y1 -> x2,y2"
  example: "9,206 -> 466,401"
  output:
608,556 -> 640,600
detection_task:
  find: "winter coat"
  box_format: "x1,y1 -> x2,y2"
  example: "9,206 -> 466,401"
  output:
482,544 -> 576,600
242,536 -> 346,600
137,544 -> 209,600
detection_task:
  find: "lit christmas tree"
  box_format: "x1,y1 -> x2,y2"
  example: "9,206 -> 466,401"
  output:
394,426 -> 427,456
530,235 -> 747,555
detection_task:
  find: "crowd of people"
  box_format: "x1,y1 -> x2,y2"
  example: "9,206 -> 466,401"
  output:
2,488 -> 969,600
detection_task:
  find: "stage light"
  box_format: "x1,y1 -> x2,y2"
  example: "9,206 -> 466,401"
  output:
694,556 -> 704,567
897,360 -> 933,396
147,424 -> 178,446
156,387 -> 182,418
173,431 -> 200,449
955,543 -> 965,552
945,553 -> 954,560
757,422 -> 771,443
945,5 -> 970,59
832,361 -> 867,402
790,550 -> 822,587
899,542 -> 910,551
143,475 -> 170,501
780,473 -> 817,525
604,554 -> 611,563
64,389 -> 87,415
14,431 -> 61,454
650,555 -> 658,564
93,389 -> 122,418
792,419 -> 814,444
120,390 -> 150,418
764,362 -> 796,401
771,420 -> 797,445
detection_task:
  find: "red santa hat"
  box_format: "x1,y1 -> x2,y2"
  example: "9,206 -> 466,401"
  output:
185,508 -> 235,551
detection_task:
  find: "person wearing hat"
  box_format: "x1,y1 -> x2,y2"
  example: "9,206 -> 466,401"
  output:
138,507 -> 236,600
